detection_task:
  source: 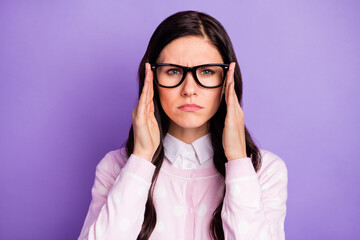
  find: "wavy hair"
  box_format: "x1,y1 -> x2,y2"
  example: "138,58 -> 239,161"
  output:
123,10 -> 262,240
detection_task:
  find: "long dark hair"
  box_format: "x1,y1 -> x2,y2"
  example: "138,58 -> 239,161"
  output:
123,10 -> 262,240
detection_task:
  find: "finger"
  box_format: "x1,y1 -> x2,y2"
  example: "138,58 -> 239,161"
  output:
145,63 -> 154,115
224,69 -> 229,105
144,63 -> 155,120
228,66 -> 243,115
227,82 -> 234,114
146,63 -> 154,118
231,79 -> 237,114
149,64 -> 154,101
232,81 -> 240,110
147,64 -> 154,111
226,62 -> 236,107
235,92 -> 244,119
149,67 -> 155,115
138,64 -> 149,115
225,62 -> 234,104
230,65 -> 244,118
145,63 -> 151,107
232,81 -> 245,124
220,75 -> 226,101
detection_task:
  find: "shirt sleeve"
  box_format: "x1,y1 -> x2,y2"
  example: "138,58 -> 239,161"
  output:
221,153 -> 288,240
78,150 -> 156,240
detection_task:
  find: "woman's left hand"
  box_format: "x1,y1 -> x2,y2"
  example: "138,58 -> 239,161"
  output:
222,62 -> 247,161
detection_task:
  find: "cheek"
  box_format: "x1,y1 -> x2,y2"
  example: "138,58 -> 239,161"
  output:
158,90 -> 175,111
206,91 -> 222,110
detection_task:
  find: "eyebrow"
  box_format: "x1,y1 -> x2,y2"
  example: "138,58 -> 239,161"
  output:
157,62 -> 225,66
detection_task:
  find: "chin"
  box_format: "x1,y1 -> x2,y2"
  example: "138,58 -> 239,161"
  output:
171,117 -> 209,129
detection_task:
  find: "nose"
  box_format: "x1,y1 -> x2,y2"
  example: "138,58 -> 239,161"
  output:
181,71 -> 198,97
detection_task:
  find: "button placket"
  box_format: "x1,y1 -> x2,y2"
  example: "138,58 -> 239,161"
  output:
181,146 -> 196,169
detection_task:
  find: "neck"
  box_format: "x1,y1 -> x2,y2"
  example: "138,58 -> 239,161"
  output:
167,121 -> 210,144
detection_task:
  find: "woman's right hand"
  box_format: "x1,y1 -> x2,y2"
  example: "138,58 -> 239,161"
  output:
132,63 -> 160,162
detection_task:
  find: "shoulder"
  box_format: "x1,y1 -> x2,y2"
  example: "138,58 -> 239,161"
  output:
95,147 -> 130,180
257,149 -> 288,182
106,147 -> 129,166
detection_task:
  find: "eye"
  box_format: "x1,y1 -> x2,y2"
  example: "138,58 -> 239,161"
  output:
166,68 -> 182,75
201,69 -> 215,75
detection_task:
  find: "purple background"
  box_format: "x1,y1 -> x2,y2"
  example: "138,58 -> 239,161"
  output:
1,0 -> 359,239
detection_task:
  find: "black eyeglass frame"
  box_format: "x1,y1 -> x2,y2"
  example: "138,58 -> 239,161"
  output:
150,63 -> 230,88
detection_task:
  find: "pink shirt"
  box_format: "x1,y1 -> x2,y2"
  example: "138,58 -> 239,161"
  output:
78,133 -> 288,239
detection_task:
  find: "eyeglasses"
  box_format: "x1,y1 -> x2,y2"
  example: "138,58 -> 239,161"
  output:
150,63 -> 229,88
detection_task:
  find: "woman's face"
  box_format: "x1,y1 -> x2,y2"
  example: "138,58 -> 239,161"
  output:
155,36 -> 224,133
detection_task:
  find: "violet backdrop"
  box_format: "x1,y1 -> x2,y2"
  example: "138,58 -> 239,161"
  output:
0,0 -> 359,239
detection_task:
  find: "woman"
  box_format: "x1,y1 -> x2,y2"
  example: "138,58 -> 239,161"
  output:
78,10 -> 288,240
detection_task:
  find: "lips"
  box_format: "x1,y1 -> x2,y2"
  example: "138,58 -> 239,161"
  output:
178,104 -> 203,108
178,104 -> 203,112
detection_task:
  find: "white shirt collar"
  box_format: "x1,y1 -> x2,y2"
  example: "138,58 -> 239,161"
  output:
162,132 -> 214,166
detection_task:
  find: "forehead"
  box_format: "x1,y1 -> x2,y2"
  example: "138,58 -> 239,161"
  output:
156,36 -> 223,65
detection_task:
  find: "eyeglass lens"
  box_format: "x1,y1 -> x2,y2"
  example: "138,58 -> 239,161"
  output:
155,65 -> 224,87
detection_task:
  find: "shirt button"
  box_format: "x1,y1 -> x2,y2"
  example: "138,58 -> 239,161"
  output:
187,162 -> 193,168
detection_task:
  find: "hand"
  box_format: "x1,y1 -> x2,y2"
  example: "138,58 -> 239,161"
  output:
132,63 -> 160,162
222,62 -> 247,161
